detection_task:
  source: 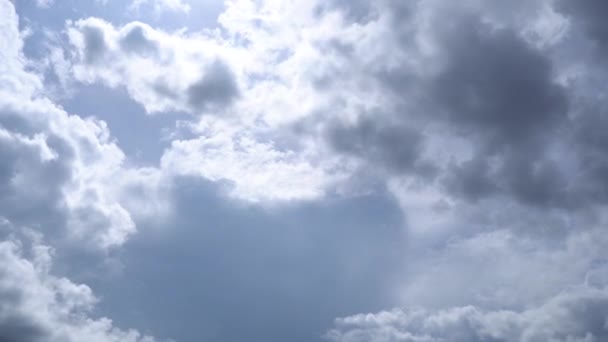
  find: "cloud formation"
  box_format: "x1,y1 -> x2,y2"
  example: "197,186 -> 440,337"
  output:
65,18 -> 239,115
0,1 -> 164,340
1,0 -> 136,252
9,0 -> 608,341
0,229 -> 158,342
327,286 -> 608,342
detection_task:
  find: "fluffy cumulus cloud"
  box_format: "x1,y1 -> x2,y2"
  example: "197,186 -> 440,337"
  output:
65,18 -> 239,115
328,225 -> 608,341
8,0 -> 608,341
0,1 -> 164,340
326,286 -> 608,342
0,0 -> 138,252
53,12 -> 343,201
0,226 -> 158,342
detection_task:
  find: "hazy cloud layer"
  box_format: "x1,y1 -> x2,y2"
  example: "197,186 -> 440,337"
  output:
6,0 -> 608,341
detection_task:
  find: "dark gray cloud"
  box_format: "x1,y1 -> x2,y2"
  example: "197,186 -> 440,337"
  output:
119,24 -> 159,57
444,155 -> 497,202
557,0 -> 608,53
571,108 -> 608,204
187,60 -> 240,112
326,115 -> 433,177
0,315 -> 48,342
314,10 -> 571,208
428,17 -> 569,209
314,0 -> 378,23
82,24 -> 108,64
0,116 -> 72,235
431,19 -> 567,146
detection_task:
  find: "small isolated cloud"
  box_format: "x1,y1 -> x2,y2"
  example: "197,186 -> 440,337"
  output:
35,0 -> 53,8
129,0 -> 190,15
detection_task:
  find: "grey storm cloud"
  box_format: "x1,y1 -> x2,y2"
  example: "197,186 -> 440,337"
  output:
186,60 -> 240,111
82,24 -> 108,64
314,0 -> 378,23
557,0 -> 608,53
326,115 -> 434,176
430,18 -> 567,146
313,4 -> 577,209
119,24 -> 159,57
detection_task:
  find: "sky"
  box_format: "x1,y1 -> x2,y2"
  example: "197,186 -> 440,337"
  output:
2,0 -> 608,341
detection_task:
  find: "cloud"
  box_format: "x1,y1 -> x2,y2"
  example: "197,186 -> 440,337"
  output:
65,18 -> 240,115
81,23 -> 109,64
430,17 -> 567,145
38,0 -> 608,223
186,60 -> 240,111
0,0 -> 139,251
129,0 -> 190,15
0,225 -> 158,342
557,0 -> 608,54
161,125 -> 335,202
119,24 -> 159,56
18,0 -> 608,340
0,76 -> 135,252
38,0 -> 606,213
35,0 -> 53,8
326,286 -> 608,342
59,15 -> 342,202
325,115 -> 431,176
0,2 -> 167,339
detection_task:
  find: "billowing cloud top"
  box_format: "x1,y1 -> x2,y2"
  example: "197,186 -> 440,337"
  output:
3,0 -> 608,341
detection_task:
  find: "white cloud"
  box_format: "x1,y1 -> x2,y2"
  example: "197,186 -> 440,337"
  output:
65,18 -> 239,115
129,0 -> 191,15
326,286 -> 608,342
0,0 -> 161,251
0,226 -> 159,342
18,0 -> 608,340
35,0 -> 54,8
0,2 -> 166,338
161,121 -> 336,202
59,13 -> 350,202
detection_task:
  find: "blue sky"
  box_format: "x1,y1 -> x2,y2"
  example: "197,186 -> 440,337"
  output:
2,0 -> 608,341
